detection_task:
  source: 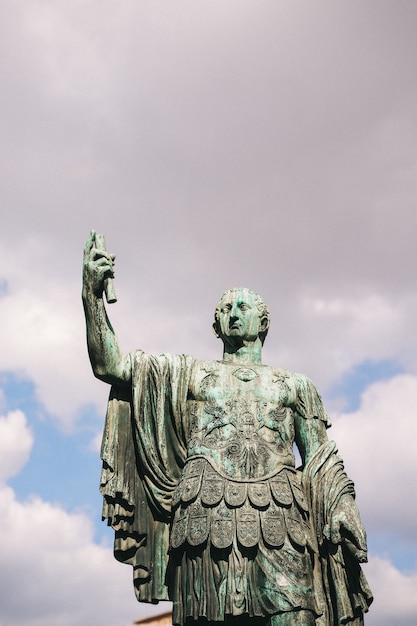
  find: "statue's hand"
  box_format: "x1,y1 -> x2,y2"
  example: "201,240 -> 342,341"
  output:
82,230 -> 115,299
324,495 -> 368,563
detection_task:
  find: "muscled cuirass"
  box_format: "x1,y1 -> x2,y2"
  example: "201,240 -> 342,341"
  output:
170,361 -> 313,553
185,360 -> 297,479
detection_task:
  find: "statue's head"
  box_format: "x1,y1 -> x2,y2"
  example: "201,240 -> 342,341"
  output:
213,287 -> 270,347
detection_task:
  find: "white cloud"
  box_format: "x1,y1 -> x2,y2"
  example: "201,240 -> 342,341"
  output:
89,430 -> 103,453
0,482 -> 172,626
0,410 -> 33,484
0,411 -> 169,626
330,374 -> 417,539
365,556 -> 417,626
283,292 -> 417,392
0,279 -> 94,429
0,410 -> 168,625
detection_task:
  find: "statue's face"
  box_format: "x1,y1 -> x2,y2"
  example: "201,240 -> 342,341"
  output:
216,288 -> 264,347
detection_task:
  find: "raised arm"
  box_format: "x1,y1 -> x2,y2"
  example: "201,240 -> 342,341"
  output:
82,231 -> 131,385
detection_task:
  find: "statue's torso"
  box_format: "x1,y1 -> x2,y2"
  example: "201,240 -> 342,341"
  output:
185,360 -> 297,479
170,361 -> 312,553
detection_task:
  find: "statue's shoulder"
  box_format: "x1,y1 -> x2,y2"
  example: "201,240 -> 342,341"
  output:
271,367 -> 317,389
194,359 -> 219,371
130,350 -> 195,377
270,365 -> 293,378
269,367 -> 323,403
269,366 -> 308,387
283,370 -> 330,424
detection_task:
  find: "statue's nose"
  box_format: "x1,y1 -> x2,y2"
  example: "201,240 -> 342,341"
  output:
231,304 -> 240,317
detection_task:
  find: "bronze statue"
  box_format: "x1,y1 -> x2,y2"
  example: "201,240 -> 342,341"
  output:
83,231 -> 372,626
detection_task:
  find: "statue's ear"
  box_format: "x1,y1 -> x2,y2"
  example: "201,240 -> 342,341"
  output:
212,322 -> 220,339
259,315 -> 269,333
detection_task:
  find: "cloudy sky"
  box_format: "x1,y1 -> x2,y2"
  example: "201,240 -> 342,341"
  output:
1,1 -> 416,625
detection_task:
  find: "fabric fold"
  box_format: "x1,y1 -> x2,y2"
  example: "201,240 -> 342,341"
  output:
302,441 -> 373,625
100,351 -> 194,602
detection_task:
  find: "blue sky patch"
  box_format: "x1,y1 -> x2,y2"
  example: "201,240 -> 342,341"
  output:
369,532 -> 417,572
328,359 -> 404,412
1,371 -> 107,539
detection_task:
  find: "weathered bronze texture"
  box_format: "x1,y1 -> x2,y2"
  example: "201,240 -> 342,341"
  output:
83,232 -> 373,626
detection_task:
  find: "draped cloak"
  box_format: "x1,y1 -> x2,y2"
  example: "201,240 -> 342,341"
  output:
99,350 -> 372,625
302,442 -> 373,625
100,351 -> 193,602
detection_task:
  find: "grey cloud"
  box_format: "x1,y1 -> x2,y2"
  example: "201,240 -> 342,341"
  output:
1,3 -> 417,622
1,0 -> 416,399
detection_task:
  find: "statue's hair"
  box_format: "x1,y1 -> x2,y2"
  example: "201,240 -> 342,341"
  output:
214,287 -> 270,345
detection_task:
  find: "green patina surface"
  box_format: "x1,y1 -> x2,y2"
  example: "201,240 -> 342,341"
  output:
83,232 -> 373,626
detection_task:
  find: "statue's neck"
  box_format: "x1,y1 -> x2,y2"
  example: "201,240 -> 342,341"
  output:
222,341 -> 263,365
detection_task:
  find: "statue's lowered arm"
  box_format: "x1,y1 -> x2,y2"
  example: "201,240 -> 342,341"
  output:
293,375 -> 373,624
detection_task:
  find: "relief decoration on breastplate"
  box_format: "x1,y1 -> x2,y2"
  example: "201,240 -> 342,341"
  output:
186,363 -> 296,480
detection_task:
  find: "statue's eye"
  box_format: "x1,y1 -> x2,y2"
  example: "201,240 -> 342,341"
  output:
239,303 -> 250,311
222,305 -> 232,313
